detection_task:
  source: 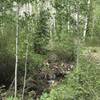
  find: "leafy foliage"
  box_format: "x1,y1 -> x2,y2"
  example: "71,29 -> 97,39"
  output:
40,56 -> 100,100
0,0 -> 100,99
33,8 -> 50,54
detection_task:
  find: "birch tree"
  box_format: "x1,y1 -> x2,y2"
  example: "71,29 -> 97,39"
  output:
67,0 -> 70,32
14,2 -> 19,99
75,1 -> 80,72
86,0 -> 95,39
83,0 -> 90,41
22,2 -> 30,100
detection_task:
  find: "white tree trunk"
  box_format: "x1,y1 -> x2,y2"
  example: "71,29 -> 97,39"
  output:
21,30 -> 29,100
22,3 -> 30,100
14,3 -> 19,99
83,0 -> 91,41
75,2 -> 80,72
83,16 -> 88,41
67,1 -> 70,32
1,8 -> 4,35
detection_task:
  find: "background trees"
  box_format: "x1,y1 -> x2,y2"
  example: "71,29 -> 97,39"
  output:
0,0 -> 100,99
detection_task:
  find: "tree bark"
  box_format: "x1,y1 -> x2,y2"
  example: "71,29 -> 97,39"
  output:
83,0 -> 91,41
22,3 -> 30,100
14,3 -> 19,99
75,2 -> 80,72
67,0 -> 70,32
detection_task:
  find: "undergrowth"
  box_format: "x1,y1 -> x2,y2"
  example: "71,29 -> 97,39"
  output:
40,57 -> 100,100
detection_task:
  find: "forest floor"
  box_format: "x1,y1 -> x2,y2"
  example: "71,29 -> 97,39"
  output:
23,47 -> 100,100
0,47 -> 100,100
0,59 -> 74,100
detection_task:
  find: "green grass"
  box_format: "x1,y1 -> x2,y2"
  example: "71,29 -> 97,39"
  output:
40,52 -> 100,100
